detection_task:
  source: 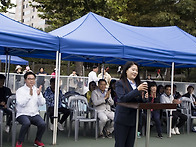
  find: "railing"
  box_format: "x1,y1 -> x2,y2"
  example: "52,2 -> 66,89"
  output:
1,72 -> 196,95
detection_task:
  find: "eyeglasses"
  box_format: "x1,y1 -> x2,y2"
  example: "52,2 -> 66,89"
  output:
27,78 -> 35,81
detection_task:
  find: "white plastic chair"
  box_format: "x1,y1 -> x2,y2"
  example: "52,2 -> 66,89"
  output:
68,95 -> 98,141
6,95 -> 30,147
180,97 -> 196,133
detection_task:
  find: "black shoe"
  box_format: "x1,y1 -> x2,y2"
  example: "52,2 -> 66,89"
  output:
157,134 -> 163,139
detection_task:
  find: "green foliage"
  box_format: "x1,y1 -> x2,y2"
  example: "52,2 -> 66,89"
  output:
32,0 -> 118,31
0,0 -> 15,12
32,0 -> 196,36
120,0 -> 196,36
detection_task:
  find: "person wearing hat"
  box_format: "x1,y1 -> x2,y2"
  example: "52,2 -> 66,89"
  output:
23,66 -> 33,74
182,85 -> 196,115
0,74 -> 12,133
14,65 -> 23,90
88,65 -> 99,88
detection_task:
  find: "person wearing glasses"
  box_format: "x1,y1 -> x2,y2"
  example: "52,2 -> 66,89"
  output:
15,72 -> 46,147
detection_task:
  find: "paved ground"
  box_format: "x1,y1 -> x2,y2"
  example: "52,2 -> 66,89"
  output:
2,124 -> 196,147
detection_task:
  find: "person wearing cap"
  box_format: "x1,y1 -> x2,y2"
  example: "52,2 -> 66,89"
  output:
0,74 -> 12,133
88,65 -> 99,88
182,85 -> 196,115
14,65 -> 23,90
15,65 -> 22,73
23,66 -> 33,74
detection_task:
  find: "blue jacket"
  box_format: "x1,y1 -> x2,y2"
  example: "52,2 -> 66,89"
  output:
115,79 -> 144,126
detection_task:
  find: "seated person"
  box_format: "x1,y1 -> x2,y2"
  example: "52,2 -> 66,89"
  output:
182,85 -> 196,115
91,79 -> 114,138
157,85 -> 164,97
145,81 -> 163,138
85,81 -> 97,105
44,78 -> 70,131
160,85 -> 187,135
173,84 -> 181,99
16,72 -> 46,147
0,74 -> 12,133
108,79 -> 117,108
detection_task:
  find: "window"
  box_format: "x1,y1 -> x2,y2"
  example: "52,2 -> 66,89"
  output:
32,15 -> 34,19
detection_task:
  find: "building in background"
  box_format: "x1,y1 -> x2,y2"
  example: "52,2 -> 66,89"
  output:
15,0 -> 47,30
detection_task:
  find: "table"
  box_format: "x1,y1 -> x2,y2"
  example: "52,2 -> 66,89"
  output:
117,103 -> 177,147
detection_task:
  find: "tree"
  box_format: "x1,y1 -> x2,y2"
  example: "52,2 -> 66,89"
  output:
118,0 -> 196,36
31,0 -> 118,30
0,0 -> 15,12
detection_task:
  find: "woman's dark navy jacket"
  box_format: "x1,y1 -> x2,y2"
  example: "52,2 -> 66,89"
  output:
114,79 -> 145,126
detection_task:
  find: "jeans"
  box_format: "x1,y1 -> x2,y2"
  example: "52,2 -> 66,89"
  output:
16,115 -> 46,143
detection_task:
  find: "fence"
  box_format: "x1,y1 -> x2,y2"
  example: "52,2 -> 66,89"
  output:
1,72 -> 196,96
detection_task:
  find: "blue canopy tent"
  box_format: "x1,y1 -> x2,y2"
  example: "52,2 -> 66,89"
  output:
0,55 -> 28,65
0,13 -> 59,59
50,12 -> 196,140
50,12 -> 196,68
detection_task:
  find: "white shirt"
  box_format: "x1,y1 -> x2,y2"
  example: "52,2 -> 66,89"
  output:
160,93 -> 176,111
88,71 -> 99,86
16,84 -> 46,118
127,78 -> 137,90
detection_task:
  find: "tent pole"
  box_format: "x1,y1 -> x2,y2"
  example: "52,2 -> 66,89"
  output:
5,54 -> 8,87
169,62 -> 174,138
53,51 -> 60,145
6,55 -> 11,87
102,64 -> 104,79
170,62 -> 174,98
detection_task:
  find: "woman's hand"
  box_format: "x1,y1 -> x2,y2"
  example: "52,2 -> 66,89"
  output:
137,82 -> 148,92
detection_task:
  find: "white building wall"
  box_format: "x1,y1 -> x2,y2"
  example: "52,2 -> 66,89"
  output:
15,0 -> 46,30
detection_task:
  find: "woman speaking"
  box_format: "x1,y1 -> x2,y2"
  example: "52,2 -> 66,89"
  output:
114,61 -> 148,147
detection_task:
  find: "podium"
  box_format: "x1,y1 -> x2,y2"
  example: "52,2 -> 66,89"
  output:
118,103 -> 177,147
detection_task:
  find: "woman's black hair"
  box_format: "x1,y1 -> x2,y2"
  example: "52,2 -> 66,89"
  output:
120,61 -> 141,87
109,79 -> 116,89
147,81 -> 157,94
88,81 -> 96,90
